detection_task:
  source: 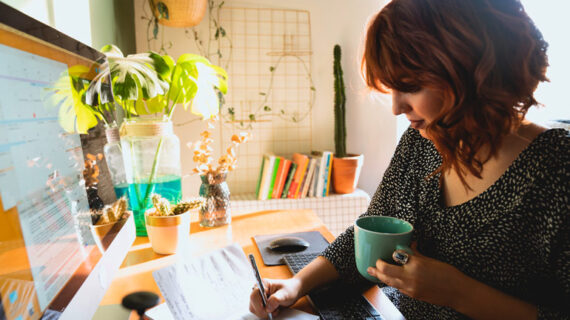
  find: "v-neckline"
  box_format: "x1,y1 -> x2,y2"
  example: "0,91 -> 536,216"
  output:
435,129 -> 558,211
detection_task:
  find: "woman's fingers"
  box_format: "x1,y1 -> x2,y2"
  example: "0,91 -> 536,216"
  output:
249,286 -> 267,317
366,258 -> 408,289
367,266 -> 406,289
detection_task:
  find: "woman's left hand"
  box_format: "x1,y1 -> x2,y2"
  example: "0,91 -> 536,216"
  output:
366,242 -> 465,308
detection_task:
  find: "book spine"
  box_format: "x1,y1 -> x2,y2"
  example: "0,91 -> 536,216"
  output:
301,158 -> 317,198
255,156 -> 266,199
258,155 -> 274,200
288,154 -> 309,199
322,152 -> 332,197
309,160 -> 320,197
281,163 -> 297,198
267,157 -> 281,199
324,153 -> 333,196
316,153 -> 329,198
273,159 -> 291,199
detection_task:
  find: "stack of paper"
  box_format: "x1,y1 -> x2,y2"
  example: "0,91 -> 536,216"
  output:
150,244 -> 318,320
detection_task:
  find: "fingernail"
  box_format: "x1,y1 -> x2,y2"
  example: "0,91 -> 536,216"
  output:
367,267 -> 373,275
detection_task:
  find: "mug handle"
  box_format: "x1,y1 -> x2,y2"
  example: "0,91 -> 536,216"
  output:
392,244 -> 413,265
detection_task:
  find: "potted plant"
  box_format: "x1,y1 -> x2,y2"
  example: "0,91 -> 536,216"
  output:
149,0 -> 207,28
332,44 -> 364,194
145,194 -> 204,254
84,45 -> 227,236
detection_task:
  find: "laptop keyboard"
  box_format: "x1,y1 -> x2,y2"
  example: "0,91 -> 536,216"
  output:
283,252 -> 384,320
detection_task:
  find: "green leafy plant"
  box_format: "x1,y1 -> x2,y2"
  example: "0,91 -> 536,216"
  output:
85,45 -> 227,122
333,44 -> 347,157
81,44 -> 227,216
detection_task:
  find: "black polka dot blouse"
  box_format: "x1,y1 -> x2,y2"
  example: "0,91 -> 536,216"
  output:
322,128 -> 569,319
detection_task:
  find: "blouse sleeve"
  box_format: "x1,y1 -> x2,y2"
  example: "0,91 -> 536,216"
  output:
536,217 -> 570,318
321,128 -> 420,285
537,134 -> 570,319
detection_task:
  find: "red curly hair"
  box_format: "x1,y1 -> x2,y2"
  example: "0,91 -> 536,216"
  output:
362,0 -> 548,186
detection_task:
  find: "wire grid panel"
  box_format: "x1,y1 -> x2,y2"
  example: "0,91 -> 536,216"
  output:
231,190 -> 371,237
215,7 -> 314,195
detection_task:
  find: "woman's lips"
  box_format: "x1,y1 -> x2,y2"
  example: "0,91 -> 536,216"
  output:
409,120 -> 425,129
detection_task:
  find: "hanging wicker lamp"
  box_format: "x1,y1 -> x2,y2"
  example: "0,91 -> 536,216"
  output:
152,0 -> 207,28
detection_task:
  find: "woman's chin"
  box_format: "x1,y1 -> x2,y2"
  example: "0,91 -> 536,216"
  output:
417,128 -> 433,140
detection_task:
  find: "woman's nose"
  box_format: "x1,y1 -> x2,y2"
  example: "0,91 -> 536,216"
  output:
391,91 -> 409,115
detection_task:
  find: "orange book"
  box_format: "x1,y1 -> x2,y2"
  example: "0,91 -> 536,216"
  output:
287,153 -> 309,198
272,159 -> 292,199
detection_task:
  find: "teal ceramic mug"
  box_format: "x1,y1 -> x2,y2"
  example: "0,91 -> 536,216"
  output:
354,216 -> 413,282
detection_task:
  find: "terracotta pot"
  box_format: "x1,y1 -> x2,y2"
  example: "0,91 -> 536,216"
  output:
332,154 -> 364,194
152,0 -> 207,28
145,209 -> 195,254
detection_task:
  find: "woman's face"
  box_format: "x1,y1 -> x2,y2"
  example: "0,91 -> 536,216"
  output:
391,88 -> 443,139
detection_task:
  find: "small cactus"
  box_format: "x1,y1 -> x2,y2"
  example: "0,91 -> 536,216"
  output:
152,194 -> 172,216
149,194 -> 204,216
93,197 -> 128,225
172,198 -> 205,215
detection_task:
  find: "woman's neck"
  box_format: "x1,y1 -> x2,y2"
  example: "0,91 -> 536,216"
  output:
441,121 -> 546,207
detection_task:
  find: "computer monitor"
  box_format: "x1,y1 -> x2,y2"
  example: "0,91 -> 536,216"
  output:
0,3 -> 135,320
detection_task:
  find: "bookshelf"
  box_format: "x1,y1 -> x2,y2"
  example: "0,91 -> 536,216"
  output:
231,189 -> 370,236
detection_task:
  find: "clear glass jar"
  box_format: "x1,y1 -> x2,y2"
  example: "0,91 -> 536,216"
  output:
103,126 -> 129,199
121,118 -> 182,236
199,173 -> 231,227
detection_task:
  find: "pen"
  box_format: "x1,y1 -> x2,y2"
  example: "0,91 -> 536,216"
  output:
249,254 -> 273,320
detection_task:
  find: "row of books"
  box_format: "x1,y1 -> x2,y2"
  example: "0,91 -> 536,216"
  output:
255,151 -> 334,200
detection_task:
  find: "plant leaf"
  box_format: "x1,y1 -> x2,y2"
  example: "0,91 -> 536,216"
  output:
157,2 -> 169,20
46,68 -> 100,134
146,95 -> 167,113
153,19 -> 159,39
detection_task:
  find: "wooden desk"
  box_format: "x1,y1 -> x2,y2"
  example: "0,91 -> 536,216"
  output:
100,209 -> 402,319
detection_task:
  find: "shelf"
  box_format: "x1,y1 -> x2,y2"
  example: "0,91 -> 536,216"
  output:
231,189 -> 370,236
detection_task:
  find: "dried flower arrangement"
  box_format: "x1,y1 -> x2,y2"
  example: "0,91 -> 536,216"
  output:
83,153 -> 103,188
189,115 -> 251,176
148,193 -> 205,217
92,197 -> 129,225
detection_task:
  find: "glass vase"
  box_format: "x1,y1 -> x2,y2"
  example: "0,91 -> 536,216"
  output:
199,173 -> 231,227
103,126 -> 129,199
121,118 -> 182,236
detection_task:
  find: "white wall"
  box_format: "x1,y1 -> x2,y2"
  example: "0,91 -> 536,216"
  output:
3,0 -> 93,46
521,0 -> 570,125
133,0 -> 395,197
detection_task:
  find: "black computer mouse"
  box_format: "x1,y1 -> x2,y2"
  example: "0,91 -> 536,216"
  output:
268,236 -> 310,252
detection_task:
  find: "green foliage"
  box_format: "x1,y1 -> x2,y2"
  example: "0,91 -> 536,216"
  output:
44,65 -> 110,134
333,44 -> 347,157
84,45 -> 228,124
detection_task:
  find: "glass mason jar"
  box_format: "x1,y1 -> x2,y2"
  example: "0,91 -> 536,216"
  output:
199,172 -> 231,227
121,118 -> 182,236
103,126 -> 129,199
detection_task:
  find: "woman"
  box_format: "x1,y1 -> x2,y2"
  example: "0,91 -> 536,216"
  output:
250,0 -> 569,319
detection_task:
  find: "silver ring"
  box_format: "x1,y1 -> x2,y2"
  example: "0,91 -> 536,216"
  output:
392,250 -> 410,265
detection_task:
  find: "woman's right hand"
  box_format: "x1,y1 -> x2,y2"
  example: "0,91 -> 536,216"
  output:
249,277 -> 303,319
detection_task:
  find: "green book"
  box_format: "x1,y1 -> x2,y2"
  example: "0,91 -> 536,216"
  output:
255,156 -> 266,199
266,157 -> 281,199
281,163 -> 297,198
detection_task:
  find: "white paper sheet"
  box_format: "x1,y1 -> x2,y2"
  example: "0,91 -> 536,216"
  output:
146,302 -> 319,320
152,243 -> 318,320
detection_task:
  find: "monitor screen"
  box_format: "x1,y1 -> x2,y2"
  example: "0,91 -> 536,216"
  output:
0,3 -> 134,320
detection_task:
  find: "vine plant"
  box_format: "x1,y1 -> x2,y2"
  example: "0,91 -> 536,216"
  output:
141,0 -> 172,54
141,0 -> 316,129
